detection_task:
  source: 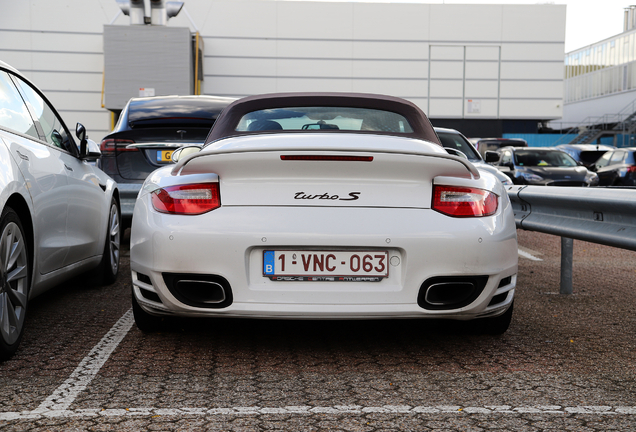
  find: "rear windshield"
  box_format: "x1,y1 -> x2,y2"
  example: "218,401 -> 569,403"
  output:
235,107 -> 414,133
514,150 -> 577,167
125,99 -> 226,129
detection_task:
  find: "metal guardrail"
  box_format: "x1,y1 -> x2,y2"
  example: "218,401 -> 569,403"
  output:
507,185 -> 636,251
506,185 -> 636,293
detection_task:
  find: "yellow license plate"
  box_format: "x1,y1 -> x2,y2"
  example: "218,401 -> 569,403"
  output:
157,150 -> 174,162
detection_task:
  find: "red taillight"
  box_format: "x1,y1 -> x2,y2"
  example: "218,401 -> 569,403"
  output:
151,183 -> 221,215
99,138 -> 136,155
280,155 -> 373,162
432,185 -> 498,218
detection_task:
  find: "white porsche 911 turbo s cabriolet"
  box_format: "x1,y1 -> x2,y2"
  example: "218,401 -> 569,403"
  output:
130,93 -> 517,334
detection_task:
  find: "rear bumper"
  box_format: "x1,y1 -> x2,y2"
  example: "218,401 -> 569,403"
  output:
132,285 -> 515,320
130,201 -> 518,320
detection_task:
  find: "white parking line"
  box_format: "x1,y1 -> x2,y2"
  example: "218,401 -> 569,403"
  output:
32,309 -> 134,414
518,249 -> 543,261
2,405 -> 636,420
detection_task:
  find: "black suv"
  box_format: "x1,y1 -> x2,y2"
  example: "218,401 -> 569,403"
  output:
590,147 -> 636,186
99,95 -> 235,224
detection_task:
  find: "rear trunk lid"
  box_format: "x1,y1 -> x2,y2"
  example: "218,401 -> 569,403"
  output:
174,134 -> 479,209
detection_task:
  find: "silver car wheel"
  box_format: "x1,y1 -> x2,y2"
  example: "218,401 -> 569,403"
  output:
0,220 -> 29,346
108,203 -> 120,276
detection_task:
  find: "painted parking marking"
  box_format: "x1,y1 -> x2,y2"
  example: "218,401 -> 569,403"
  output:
32,309 -> 134,413
2,405 -> 636,420
518,248 -> 543,261
4,300 -> 632,422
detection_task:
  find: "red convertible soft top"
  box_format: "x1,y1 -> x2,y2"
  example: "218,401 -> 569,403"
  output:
204,92 -> 441,146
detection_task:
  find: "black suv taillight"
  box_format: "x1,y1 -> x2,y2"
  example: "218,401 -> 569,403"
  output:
99,138 -> 136,156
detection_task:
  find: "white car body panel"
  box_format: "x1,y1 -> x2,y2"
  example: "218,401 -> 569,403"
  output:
172,137 -> 479,209
131,133 -> 517,320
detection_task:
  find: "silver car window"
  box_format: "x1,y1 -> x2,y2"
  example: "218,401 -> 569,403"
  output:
437,132 -> 480,161
12,76 -> 73,152
0,70 -> 39,139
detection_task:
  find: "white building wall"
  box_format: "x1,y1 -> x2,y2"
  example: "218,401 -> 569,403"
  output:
0,0 -> 115,140
551,89 -> 636,130
0,0 -> 565,141
557,26 -> 636,129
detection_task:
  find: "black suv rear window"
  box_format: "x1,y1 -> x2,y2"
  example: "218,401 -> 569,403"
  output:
127,99 -> 222,128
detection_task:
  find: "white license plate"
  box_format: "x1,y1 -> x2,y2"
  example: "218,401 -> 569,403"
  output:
263,250 -> 389,281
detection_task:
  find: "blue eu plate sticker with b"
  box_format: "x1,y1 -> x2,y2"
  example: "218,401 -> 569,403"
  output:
263,251 -> 275,275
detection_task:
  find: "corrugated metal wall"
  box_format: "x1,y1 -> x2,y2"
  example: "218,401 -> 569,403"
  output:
103,25 -> 193,110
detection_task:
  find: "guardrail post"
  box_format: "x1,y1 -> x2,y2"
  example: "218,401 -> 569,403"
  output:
560,237 -> 573,295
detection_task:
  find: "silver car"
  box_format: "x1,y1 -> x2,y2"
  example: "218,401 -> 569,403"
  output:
0,61 -> 120,360
434,127 -> 513,186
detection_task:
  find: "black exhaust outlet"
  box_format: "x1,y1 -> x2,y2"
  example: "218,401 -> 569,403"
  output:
163,273 -> 233,308
176,280 -> 226,304
418,276 -> 488,310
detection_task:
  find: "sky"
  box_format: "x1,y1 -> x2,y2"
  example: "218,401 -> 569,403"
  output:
287,0 -> 630,53
431,0 -> 630,52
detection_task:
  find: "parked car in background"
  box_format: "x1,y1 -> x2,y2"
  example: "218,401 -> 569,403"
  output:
0,61 -> 120,360
589,147 -> 636,186
556,143 -> 615,168
469,137 -> 528,158
435,127 -> 512,185
99,95 -> 235,225
491,147 -> 599,186
130,92 -> 518,335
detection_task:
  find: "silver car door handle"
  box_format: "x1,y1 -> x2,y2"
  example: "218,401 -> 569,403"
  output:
64,164 -> 73,172
16,150 -> 29,161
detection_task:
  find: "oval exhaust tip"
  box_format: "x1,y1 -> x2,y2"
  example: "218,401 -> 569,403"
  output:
425,282 -> 476,306
176,280 -> 226,304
